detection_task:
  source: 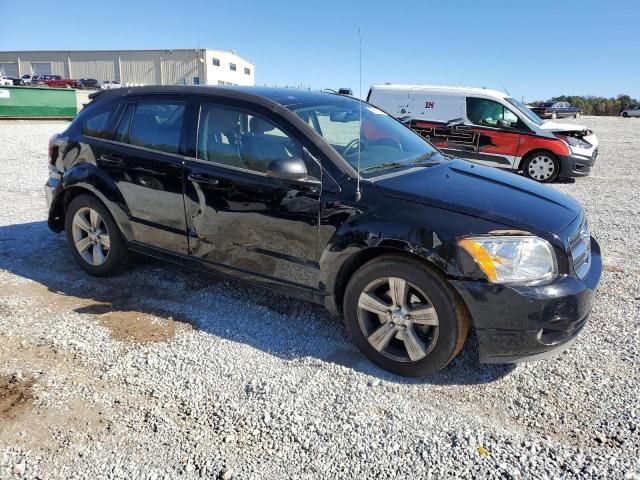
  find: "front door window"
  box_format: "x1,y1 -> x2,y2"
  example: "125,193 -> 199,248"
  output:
466,97 -> 520,129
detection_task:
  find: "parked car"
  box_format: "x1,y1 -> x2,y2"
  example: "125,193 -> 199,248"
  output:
43,75 -> 75,88
8,77 -> 25,86
44,86 -> 601,376
100,80 -> 122,90
531,102 -> 581,119
31,75 -> 74,88
620,105 -> 640,118
0,76 -> 14,86
31,75 -> 52,86
20,74 -> 33,85
74,78 -> 99,89
367,84 -> 598,183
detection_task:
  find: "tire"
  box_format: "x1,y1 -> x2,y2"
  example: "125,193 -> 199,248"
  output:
64,194 -> 129,276
551,112 -> 557,120
343,255 -> 469,376
522,151 -> 560,183
622,112 -> 628,118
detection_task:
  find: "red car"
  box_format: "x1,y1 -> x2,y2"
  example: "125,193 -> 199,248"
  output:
37,75 -> 75,88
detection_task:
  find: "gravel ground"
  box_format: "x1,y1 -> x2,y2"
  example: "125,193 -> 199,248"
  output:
0,117 -> 639,479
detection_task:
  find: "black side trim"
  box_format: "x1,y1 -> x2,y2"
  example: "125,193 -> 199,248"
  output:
130,216 -> 188,236
252,247 -> 320,269
441,149 -> 512,166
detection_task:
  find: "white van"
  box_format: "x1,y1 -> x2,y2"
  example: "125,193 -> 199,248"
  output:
367,84 -> 598,182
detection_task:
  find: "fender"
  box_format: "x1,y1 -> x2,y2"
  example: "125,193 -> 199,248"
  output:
515,134 -> 570,163
318,184 -> 482,314
49,162 -> 133,240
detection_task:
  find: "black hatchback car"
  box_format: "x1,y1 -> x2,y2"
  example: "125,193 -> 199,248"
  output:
45,86 -> 601,376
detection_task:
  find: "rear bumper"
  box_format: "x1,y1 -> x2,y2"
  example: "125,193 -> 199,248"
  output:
44,167 -> 60,211
559,149 -> 598,177
451,238 -> 601,364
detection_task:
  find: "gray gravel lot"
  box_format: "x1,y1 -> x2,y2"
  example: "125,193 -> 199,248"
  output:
0,117 -> 639,479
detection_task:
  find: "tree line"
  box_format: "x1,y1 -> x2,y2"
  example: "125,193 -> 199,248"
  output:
529,95 -> 639,116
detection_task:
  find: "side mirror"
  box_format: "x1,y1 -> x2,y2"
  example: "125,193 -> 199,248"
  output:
266,157 -> 309,181
496,119 -> 512,128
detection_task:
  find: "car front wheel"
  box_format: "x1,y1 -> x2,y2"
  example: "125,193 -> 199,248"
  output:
523,151 -> 560,183
65,194 -> 129,276
343,255 -> 469,376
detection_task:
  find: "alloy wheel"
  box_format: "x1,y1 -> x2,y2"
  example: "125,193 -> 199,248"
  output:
527,155 -> 556,181
71,207 -> 110,266
357,277 -> 439,362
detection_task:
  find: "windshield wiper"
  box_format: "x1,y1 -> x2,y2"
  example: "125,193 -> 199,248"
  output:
360,161 -> 405,173
411,151 -> 441,165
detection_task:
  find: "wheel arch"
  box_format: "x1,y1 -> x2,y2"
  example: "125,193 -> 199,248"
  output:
522,148 -> 560,161
48,164 -> 132,240
327,245 -> 451,316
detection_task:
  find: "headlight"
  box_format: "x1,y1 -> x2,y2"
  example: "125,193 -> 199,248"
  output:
459,236 -> 557,285
555,133 -> 592,150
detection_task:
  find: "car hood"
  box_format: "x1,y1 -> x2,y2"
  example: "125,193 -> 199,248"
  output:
540,121 -> 591,134
539,121 -> 597,145
373,160 -> 582,233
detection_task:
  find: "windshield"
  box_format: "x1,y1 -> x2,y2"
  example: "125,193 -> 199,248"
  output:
289,96 -> 444,176
506,97 -> 545,126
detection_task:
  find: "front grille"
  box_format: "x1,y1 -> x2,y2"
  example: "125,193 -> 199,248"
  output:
568,221 -> 592,279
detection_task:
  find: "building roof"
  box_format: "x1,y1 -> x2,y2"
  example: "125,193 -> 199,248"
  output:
370,84 -> 510,99
0,48 -> 254,66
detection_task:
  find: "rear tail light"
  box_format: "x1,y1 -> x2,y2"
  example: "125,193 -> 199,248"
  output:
48,134 -> 59,165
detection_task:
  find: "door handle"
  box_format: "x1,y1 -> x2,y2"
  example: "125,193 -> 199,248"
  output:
98,153 -> 125,166
188,172 -> 219,186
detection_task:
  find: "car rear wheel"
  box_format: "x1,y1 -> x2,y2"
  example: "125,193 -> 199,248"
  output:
523,152 -> 560,183
622,112 -> 628,118
65,194 -> 129,276
343,255 -> 469,376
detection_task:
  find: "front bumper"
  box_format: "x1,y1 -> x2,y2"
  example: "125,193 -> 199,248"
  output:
451,238 -> 602,364
559,149 -> 598,177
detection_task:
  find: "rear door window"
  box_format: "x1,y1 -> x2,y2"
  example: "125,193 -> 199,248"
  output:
115,101 -> 186,154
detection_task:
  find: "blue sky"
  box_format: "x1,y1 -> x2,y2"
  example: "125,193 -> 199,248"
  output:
5,0 -> 639,101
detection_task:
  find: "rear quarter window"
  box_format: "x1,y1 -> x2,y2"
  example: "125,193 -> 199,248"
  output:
81,104 -> 119,139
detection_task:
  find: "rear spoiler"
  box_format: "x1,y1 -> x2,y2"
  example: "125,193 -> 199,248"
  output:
88,90 -> 105,101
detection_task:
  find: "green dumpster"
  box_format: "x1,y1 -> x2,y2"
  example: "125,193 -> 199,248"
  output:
0,86 -> 77,119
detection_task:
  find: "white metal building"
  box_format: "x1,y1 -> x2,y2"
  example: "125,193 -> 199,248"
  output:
0,48 -> 255,86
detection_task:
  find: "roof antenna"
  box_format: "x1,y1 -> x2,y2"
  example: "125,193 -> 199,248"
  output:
355,27 -> 363,202
500,81 -> 511,96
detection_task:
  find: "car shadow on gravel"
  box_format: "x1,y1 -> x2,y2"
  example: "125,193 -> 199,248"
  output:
0,220 -> 515,385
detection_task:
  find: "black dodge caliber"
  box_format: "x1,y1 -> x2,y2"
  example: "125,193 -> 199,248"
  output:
45,86 -> 601,376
